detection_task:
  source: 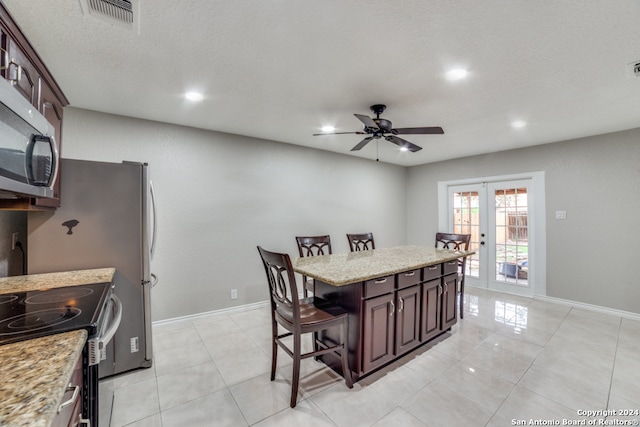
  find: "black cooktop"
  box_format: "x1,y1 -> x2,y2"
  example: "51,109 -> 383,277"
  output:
0,282 -> 112,346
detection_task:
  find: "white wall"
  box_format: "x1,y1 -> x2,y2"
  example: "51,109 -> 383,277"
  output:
407,128 -> 640,314
60,108 -> 407,321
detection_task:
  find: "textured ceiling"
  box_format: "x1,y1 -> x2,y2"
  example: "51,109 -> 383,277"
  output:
4,0 -> 640,166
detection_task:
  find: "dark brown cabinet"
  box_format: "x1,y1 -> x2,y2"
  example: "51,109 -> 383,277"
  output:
395,284 -> 421,354
314,258 -> 461,381
0,3 -> 68,209
51,353 -> 85,427
420,278 -> 442,342
362,292 -> 395,373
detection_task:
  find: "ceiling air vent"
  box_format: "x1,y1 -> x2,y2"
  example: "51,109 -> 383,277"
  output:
88,0 -> 133,24
80,0 -> 140,33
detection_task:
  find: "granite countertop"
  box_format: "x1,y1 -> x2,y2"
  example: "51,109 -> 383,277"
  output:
0,329 -> 88,427
0,267 -> 116,294
292,245 -> 474,286
0,268 -> 116,427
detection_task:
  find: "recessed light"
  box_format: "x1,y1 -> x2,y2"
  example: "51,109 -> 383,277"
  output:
185,91 -> 204,102
511,120 -> 527,129
446,68 -> 468,81
321,125 -> 335,133
400,147 -> 409,152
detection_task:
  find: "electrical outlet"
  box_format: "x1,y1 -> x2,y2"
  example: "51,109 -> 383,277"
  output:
11,233 -> 18,250
231,289 -> 238,300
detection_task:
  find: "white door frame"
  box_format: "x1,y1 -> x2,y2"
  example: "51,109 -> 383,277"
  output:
437,171 -> 547,297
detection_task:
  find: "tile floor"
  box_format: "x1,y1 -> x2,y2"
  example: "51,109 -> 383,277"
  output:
101,287 -> 640,427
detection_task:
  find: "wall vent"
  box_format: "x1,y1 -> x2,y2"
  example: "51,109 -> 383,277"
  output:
80,0 -> 140,33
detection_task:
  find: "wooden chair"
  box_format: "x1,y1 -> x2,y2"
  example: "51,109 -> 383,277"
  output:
346,232 -> 375,252
295,235 -> 332,297
257,246 -> 353,408
435,232 -> 471,319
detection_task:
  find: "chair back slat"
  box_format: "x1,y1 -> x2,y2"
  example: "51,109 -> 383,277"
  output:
346,233 -> 375,252
435,232 -> 470,251
296,235 -> 332,257
257,246 -> 299,321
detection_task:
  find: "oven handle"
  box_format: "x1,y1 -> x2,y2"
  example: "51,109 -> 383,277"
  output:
100,294 -> 123,350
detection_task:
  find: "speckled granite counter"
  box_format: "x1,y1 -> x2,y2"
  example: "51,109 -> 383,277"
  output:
0,268 -> 115,293
293,245 -> 474,286
0,329 -> 87,427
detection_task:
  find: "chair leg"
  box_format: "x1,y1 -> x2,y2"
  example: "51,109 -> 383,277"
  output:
290,332 -> 301,408
459,278 -> 465,319
270,321 -> 278,381
340,318 -> 353,388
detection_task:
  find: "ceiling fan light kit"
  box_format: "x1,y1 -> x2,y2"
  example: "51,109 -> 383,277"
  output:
314,104 -> 444,153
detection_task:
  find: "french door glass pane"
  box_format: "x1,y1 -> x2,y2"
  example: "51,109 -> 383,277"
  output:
494,187 -> 528,286
452,191 -> 480,278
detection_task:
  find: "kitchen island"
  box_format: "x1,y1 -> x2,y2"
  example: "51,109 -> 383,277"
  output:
293,245 -> 473,380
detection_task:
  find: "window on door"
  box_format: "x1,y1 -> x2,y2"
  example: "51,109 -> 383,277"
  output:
452,191 -> 480,279
494,187 -> 529,286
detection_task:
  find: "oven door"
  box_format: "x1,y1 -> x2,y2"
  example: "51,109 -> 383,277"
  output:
89,293 -> 123,367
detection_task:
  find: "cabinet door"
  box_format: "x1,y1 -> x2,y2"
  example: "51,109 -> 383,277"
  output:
6,38 -> 39,105
441,273 -> 458,330
362,293 -> 395,373
33,82 -> 63,207
395,285 -> 421,354
421,279 -> 441,342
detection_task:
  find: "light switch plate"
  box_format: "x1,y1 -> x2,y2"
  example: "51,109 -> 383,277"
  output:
555,210 -> 567,220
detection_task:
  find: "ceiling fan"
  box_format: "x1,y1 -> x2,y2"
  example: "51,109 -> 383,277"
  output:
314,104 -> 444,152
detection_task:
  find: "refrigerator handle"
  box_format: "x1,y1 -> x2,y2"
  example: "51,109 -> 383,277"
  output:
150,179 -> 158,260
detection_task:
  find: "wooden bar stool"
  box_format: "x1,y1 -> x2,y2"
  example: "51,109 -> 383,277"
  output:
257,246 -> 353,408
295,235 -> 332,297
346,232 -> 375,252
435,232 -> 471,319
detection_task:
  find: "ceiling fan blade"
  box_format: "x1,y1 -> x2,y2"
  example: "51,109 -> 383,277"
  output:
351,137 -> 374,151
393,127 -> 444,135
312,131 -> 366,136
354,114 -> 379,130
385,135 -> 422,152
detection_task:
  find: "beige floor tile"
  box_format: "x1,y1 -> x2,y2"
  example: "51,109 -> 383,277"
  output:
160,389 -> 247,427
106,287 -> 635,427
156,361 -> 226,411
401,382 -> 495,427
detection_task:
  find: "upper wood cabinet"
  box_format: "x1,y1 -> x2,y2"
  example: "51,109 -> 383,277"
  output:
0,3 -> 68,209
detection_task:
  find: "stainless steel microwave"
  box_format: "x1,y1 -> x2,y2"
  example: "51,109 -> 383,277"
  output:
0,76 -> 57,199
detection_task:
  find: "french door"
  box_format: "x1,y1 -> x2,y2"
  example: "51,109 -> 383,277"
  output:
438,173 -> 546,297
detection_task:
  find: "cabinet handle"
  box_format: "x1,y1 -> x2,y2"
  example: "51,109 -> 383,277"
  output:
374,278 -> 387,284
428,265 -> 438,270
438,284 -> 443,295
444,283 -> 448,293
389,301 -> 395,316
398,297 -> 404,312
57,384 -> 80,413
404,271 -> 416,276
447,261 -> 457,265
78,414 -> 91,426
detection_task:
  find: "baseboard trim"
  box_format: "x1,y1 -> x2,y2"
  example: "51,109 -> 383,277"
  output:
152,300 -> 270,327
532,294 -> 640,322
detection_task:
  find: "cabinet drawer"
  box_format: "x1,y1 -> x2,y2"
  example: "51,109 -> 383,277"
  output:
422,264 -> 441,282
364,275 -> 395,299
397,269 -> 420,289
443,260 -> 459,276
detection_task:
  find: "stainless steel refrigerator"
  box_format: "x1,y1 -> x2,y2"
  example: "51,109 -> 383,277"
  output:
27,158 -> 157,378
